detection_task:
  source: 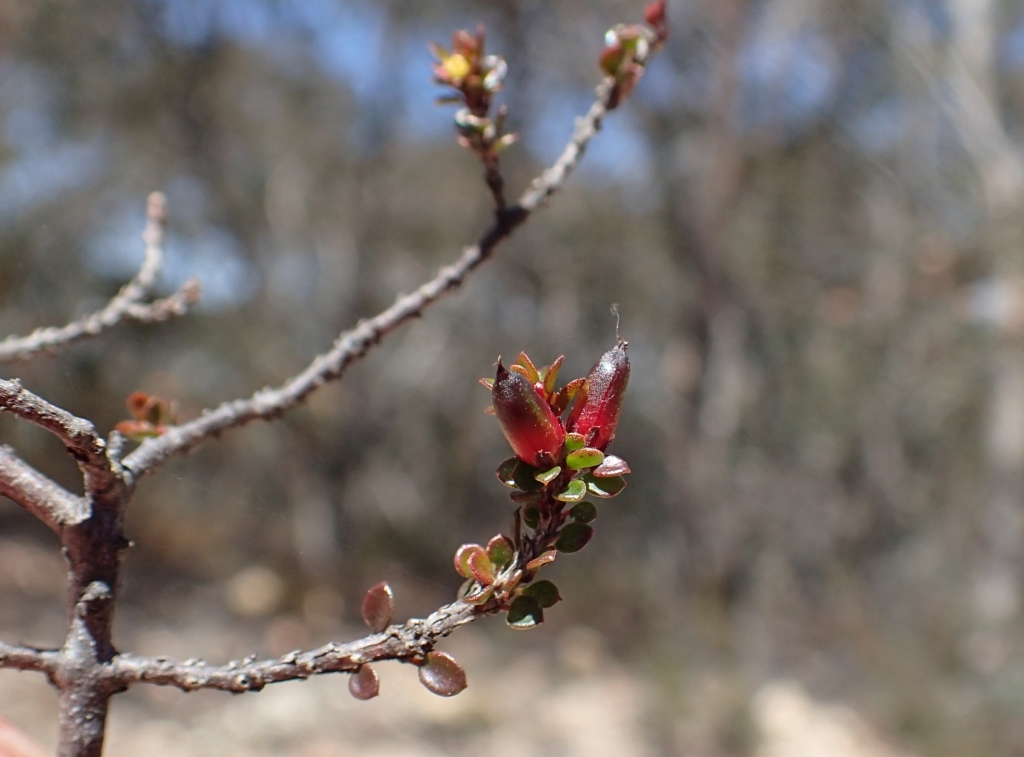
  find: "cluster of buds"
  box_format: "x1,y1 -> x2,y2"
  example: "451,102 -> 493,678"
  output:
455,341 -> 631,629
114,391 -> 176,441
431,25 -> 517,158
600,0 -> 668,109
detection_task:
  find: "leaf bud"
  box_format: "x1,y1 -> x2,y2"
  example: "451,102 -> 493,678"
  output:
492,360 -> 565,467
566,340 -> 630,450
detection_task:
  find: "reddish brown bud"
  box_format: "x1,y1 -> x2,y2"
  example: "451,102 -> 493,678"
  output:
644,0 -> 667,31
567,340 -> 630,450
492,360 -> 565,467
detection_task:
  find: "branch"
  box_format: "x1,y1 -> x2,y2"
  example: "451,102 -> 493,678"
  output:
0,641 -> 61,677
0,193 -> 201,364
518,79 -> 614,212
111,600 -> 481,693
0,445 -> 87,531
0,379 -> 118,498
122,77 -> 620,479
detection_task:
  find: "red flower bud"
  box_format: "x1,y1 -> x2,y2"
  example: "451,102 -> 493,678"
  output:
492,360 -> 565,467
644,0 -> 667,32
567,340 -> 630,450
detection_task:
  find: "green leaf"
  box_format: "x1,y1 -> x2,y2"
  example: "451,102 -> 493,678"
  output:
511,489 -> 544,505
569,501 -> 598,523
554,479 -> 587,503
566,447 -> 605,470
361,581 -> 394,633
522,504 -> 540,529
487,535 -> 514,569
535,466 -> 562,485
506,595 -> 544,629
478,377 -> 495,389
523,579 -> 562,608
555,523 -> 594,553
349,664 -> 380,700
495,458 -> 519,488
454,544 -> 487,578
511,461 -> 544,491
564,432 -> 587,452
467,551 -> 495,586
592,454 -> 630,478
583,473 -> 627,498
419,651 -> 468,696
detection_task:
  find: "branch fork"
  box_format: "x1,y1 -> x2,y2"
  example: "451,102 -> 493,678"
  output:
0,13 -> 664,753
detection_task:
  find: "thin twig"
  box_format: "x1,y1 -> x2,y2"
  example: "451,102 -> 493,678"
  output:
519,79 -> 613,211
483,153 -> 507,213
0,379 -> 117,498
111,600 -> 483,693
0,641 -> 61,677
0,192 -> 200,364
122,77 -> 619,480
0,445 -> 87,532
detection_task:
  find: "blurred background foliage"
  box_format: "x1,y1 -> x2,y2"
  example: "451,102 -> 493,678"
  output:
4,0 -> 1024,754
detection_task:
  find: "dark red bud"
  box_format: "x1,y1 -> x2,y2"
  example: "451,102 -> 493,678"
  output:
567,340 -> 630,450
492,360 -> 565,467
644,0 -> 667,31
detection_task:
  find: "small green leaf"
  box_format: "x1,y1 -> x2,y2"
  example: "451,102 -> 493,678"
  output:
592,454 -> 631,478
506,595 -> 544,629
478,377 -> 495,389
522,504 -> 540,529
487,535 -> 514,568
468,551 -> 495,586
495,458 -> 519,488
523,579 -> 562,608
569,501 -> 598,523
512,461 -> 544,491
454,544 -> 486,578
564,433 -> 587,452
584,473 -> 627,498
349,664 -> 380,700
511,489 -> 544,505
419,651 -> 468,696
361,581 -> 394,633
555,479 -> 587,503
566,447 -> 605,470
525,550 -> 556,572
555,523 -> 594,553
535,466 -> 562,485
